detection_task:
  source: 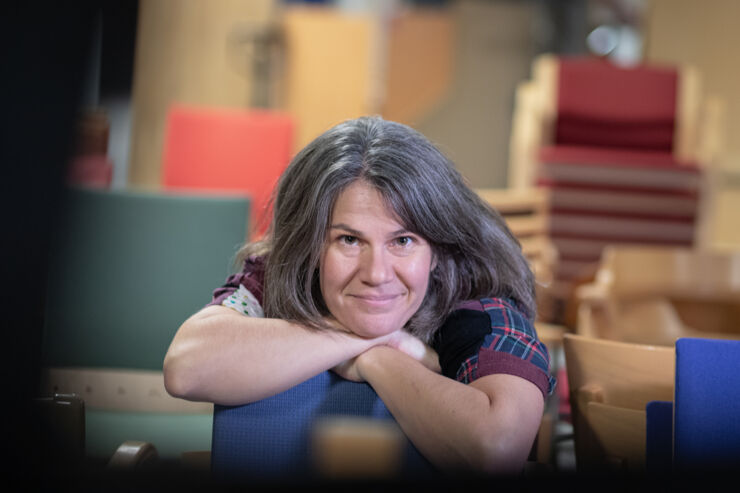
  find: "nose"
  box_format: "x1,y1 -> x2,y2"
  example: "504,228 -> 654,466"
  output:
359,246 -> 394,286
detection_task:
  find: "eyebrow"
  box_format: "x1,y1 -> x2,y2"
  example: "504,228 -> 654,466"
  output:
330,223 -> 410,238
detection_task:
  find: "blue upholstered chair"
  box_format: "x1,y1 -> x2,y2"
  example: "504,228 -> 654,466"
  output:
211,371 -> 436,483
645,337 -> 740,474
673,337 -> 740,470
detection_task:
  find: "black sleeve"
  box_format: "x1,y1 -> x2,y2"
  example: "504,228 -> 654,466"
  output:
431,309 -> 491,380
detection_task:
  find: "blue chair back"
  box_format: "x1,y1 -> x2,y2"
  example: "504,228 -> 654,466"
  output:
211,371 -> 435,482
674,337 -> 740,471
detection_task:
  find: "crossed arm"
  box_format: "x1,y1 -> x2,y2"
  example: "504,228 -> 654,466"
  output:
163,305 -> 544,474
346,346 -> 543,474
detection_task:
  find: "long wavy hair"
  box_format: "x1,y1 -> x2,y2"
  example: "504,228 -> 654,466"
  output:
238,116 -> 535,342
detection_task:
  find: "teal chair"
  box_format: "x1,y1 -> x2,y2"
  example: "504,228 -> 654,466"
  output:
40,186 -> 250,464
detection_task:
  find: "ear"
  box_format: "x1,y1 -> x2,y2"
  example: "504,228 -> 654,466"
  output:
431,253 -> 438,271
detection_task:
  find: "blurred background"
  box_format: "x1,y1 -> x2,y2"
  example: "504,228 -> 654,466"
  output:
4,0 -> 740,483
80,0 -> 740,322
75,0 -> 740,246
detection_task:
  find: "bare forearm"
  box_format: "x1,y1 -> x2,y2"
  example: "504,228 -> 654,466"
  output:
356,346 -> 542,474
163,306 -> 377,405
357,347 -> 489,469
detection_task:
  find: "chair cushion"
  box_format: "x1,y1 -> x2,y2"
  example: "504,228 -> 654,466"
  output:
537,145 -> 701,193
539,145 -> 699,170
555,57 -> 678,150
554,118 -> 675,151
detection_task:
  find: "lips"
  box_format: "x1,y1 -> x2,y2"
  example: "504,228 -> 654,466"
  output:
349,293 -> 403,311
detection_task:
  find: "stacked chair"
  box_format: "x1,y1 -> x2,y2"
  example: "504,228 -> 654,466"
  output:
475,187 -> 558,323
507,54 -> 723,309
40,186 -> 250,471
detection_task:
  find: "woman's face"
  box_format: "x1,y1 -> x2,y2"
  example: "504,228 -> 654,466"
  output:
320,181 -> 435,338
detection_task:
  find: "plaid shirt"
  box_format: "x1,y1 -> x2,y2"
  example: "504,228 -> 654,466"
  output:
439,298 -> 556,397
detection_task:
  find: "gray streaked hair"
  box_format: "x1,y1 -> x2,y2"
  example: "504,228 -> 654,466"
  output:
239,116 -> 535,342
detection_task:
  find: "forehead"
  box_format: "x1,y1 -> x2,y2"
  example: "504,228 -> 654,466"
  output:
330,181 -> 405,228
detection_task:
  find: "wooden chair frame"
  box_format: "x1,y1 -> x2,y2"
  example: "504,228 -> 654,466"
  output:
576,246 -> 740,345
563,333 -> 674,473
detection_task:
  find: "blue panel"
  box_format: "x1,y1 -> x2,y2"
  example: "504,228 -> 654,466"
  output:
674,338 -> 740,471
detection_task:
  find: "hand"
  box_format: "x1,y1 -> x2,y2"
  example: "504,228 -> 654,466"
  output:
383,330 -> 441,374
331,329 -> 441,382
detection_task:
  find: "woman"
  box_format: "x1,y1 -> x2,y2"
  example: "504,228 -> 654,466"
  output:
164,116 -> 555,475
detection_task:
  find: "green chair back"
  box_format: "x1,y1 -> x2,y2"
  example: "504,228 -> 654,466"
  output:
43,186 -> 249,371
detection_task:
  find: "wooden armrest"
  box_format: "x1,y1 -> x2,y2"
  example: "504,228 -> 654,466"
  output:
534,322 -> 565,350
575,283 -> 609,304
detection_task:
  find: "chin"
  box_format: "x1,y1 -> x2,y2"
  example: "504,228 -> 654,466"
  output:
346,316 -> 406,339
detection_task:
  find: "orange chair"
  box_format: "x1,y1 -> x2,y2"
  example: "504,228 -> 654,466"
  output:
162,104 -> 295,239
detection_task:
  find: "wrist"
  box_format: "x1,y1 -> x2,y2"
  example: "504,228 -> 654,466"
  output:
356,345 -> 398,380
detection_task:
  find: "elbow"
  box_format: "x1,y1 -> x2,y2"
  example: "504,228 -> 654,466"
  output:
163,355 -> 192,399
468,426 -> 536,475
163,329 -> 203,400
163,351 -> 196,400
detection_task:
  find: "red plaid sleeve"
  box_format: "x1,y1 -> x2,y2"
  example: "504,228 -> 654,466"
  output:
435,298 -> 556,398
207,256 -> 265,308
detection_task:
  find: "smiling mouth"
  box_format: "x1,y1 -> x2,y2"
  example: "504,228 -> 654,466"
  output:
349,293 -> 402,309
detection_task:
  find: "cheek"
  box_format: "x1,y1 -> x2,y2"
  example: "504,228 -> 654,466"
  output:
403,255 -> 434,292
319,249 -> 350,297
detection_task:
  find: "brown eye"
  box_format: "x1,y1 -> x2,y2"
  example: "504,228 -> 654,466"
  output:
340,235 -> 358,245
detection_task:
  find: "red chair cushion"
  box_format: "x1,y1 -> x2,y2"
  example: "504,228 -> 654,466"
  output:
538,145 -> 698,170
162,105 -> 295,239
555,57 -> 678,151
